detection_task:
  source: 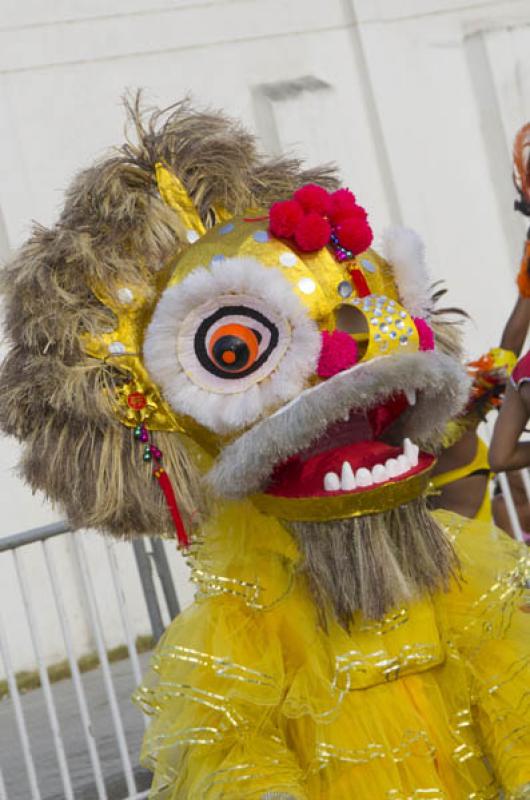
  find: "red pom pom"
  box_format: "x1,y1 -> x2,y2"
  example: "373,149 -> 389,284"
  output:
293,184 -> 331,216
329,189 -> 358,223
294,212 -> 331,252
317,330 -> 359,378
269,200 -> 304,238
350,204 -> 368,221
335,217 -> 373,255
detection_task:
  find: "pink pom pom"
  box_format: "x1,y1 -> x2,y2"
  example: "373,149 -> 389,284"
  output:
293,184 -> 331,215
414,317 -> 435,351
294,212 -> 331,252
269,199 -> 304,238
317,330 -> 359,378
335,217 -> 373,255
329,188 -> 358,223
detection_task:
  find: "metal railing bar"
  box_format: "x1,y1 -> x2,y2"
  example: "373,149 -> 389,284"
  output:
12,550 -> 75,800
150,538 -> 181,621
42,539 -> 108,800
0,520 -> 70,552
519,467 -> 530,510
132,539 -> 165,642
103,539 -> 146,713
0,611 -> 41,800
483,419 -> 526,541
497,471 -> 526,542
0,766 -> 8,800
71,535 -> 138,797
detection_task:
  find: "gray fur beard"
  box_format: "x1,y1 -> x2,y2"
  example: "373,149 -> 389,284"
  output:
287,498 -> 458,629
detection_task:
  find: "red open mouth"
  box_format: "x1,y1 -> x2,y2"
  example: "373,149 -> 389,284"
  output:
266,391 -> 435,499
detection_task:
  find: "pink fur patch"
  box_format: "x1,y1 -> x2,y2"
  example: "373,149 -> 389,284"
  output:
414,317 -> 435,351
317,330 -> 359,378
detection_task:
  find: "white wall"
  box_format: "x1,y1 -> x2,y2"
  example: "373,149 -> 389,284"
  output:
1,0 -> 530,673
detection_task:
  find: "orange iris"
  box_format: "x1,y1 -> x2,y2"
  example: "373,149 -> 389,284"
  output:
208,323 -> 260,373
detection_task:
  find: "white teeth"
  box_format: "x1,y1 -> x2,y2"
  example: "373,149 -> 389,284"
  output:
324,472 -> 340,492
356,467 -> 373,487
403,438 -> 419,467
323,440 -> 420,493
341,461 -> 357,490
385,458 -> 400,478
405,388 -> 417,406
397,454 -> 411,474
372,464 -> 389,483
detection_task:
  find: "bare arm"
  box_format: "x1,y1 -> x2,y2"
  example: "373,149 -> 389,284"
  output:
489,383 -> 530,471
499,296 -> 530,356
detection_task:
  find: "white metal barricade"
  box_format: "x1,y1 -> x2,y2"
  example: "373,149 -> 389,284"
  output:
0,523 -> 181,800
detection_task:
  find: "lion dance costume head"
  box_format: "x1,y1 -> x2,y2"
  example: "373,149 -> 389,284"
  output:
0,96 -> 469,626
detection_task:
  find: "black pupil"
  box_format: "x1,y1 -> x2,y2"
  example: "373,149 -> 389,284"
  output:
212,335 -> 250,371
195,306 -> 278,380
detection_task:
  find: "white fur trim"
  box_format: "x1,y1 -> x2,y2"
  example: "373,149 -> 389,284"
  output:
381,226 -> 432,318
144,257 -> 321,435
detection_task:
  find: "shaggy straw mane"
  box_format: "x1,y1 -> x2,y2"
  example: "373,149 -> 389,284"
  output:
289,498 -> 458,628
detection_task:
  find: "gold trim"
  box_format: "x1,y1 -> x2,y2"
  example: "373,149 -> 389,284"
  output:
332,642 -> 440,690
135,681 -> 244,727
151,643 -> 278,689
251,465 -> 436,522
315,728 -> 436,769
155,163 -> 206,236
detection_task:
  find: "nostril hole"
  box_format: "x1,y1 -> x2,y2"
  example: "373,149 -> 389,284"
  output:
335,304 -> 368,334
334,305 -> 369,357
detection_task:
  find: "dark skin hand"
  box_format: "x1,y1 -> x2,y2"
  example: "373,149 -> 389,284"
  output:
489,382 -> 530,472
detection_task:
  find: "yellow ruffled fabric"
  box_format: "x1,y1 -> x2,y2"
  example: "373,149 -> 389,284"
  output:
134,504 -> 530,799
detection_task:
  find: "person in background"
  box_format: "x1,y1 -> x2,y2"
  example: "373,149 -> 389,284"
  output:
488,344 -> 530,550
489,125 -> 530,543
489,124 -> 530,480
489,288 -> 530,540
432,124 -> 530,522
429,346 -> 516,520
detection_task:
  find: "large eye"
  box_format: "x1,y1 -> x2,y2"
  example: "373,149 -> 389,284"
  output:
144,257 -> 321,434
198,309 -> 278,378
178,295 -> 288,393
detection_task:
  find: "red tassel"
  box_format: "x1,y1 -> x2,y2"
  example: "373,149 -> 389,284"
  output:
349,267 -> 371,298
153,467 -> 189,548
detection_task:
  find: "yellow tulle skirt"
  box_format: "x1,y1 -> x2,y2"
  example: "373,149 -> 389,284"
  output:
134,505 -> 530,799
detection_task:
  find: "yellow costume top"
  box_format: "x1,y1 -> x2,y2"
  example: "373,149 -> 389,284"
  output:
431,436 -> 492,522
430,346 -> 519,525
135,504 -> 530,800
